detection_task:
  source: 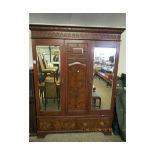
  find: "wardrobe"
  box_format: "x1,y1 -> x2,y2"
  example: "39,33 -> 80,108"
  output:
29,24 -> 125,136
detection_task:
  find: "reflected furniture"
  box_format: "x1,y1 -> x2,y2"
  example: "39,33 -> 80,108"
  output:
38,77 -> 60,111
92,92 -> 101,108
44,80 -> 58,111
38,54 -> 58,81
95,67 -> 113,87
42,56 -> 59,80
30,25 -> 124,136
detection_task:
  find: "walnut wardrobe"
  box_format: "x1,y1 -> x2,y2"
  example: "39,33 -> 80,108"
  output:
29,24 -> 125,137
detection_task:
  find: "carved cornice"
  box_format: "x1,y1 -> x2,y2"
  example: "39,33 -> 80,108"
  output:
30,25 -> 125,41
31,30 -> 121,41
29,24 -> 125,33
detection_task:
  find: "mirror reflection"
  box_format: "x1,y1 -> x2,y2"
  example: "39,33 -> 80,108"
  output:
36,45 -> 61,112
92,47 -> 116,110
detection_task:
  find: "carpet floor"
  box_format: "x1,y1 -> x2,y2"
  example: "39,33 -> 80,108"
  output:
29,132 -> 123,142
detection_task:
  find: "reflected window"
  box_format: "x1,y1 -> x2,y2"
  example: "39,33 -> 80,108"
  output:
92,47 -> 116,110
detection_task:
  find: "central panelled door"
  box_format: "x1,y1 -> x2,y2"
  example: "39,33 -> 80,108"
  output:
65,40 -> 91,114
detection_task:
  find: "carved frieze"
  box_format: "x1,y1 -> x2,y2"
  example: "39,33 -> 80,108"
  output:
31,31 -> 121,41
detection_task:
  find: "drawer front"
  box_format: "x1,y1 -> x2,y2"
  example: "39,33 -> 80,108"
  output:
66,43 -> 88,59
77,118 -> 112,131
38,117 -> 112,132
38,118 -> 76,131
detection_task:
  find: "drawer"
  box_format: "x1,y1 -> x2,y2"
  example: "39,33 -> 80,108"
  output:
66,43 -> 88,59
67,43 -> 88,52
77,118 -> 112,131
38,117 -> 112,132
38,118 -> 76,131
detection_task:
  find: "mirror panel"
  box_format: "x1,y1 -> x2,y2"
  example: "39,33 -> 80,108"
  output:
36,45 -> 61,112
92,47 -> 116,110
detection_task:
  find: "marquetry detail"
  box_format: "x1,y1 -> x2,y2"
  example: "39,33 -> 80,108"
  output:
77,118 -> 111,130
38,119 -> 76,131
38,117 -> 112,132
68,62 -> 87,111
39,120 -> 51,130
80,128 -> 112,132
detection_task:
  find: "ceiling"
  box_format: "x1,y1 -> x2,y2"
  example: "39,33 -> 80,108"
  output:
29,13 -> 126,28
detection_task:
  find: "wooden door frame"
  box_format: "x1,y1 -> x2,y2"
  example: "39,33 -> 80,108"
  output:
31,39 -> 66,116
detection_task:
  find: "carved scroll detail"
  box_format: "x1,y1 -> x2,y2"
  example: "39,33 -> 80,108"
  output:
68,62 -> 86,67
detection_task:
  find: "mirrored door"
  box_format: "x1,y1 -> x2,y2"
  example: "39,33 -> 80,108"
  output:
92,47 -> 116,110
36,45 -> 61,112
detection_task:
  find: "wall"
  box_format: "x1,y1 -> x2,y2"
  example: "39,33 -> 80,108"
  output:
29,31 -> 33,69
29,13 -> 126,75
118,31 -> 126,75
29,13 -> 125,28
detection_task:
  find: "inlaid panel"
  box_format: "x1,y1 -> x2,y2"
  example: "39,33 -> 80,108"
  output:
67,62 -> 87,112
38,118 -> 76,131
38,117 -> 112,132
77,118 -> 112,131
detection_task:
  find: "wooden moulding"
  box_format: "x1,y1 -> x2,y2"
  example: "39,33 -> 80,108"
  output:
29,24 -> 125,41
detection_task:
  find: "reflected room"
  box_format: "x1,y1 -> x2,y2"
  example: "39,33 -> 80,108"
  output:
92,47 -> 116,110
36,45 -> 61,112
